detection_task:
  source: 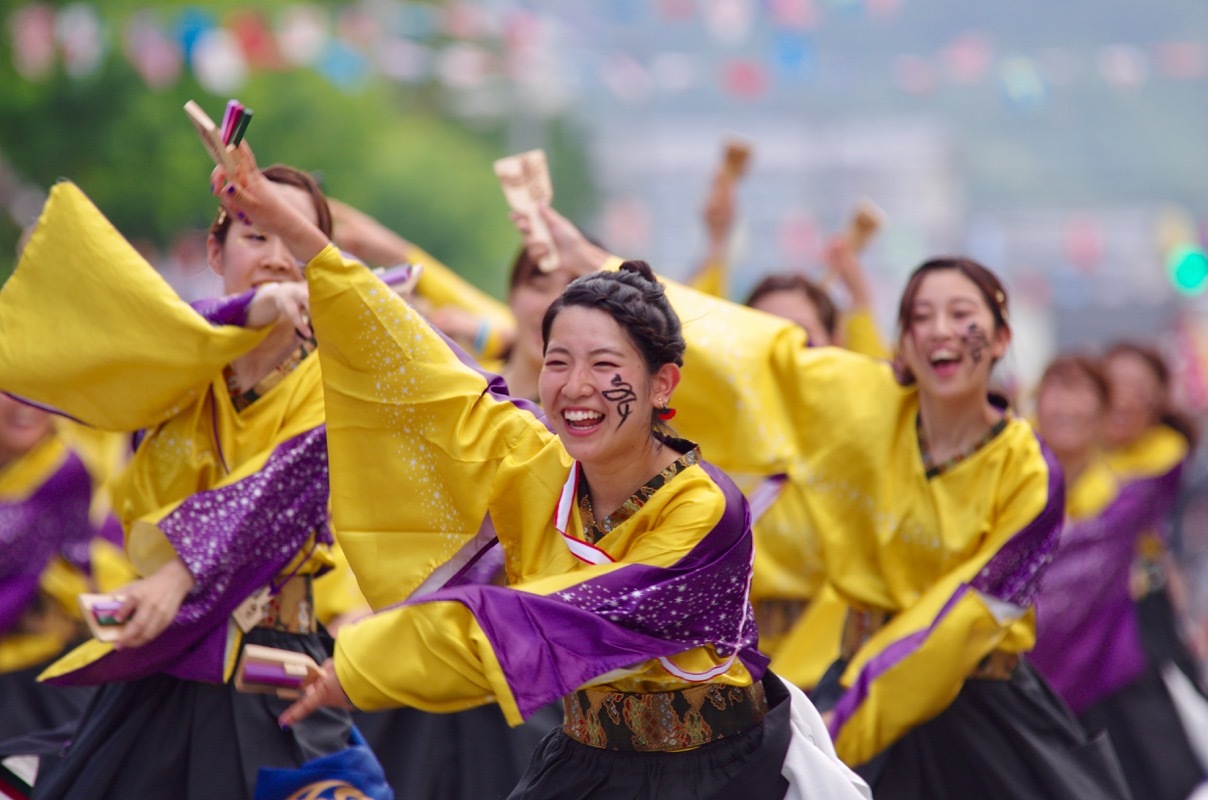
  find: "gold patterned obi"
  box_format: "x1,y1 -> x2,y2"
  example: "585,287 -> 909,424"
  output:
841,607 -> 1018,681
258,575 -> 316,634
561,682 -> 768,751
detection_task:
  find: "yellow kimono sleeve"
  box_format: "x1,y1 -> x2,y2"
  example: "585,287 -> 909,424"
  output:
306,244 -> 562,609
842,308 -> 890,360
770,584 -> 848,690
90,538 -> 137,593
829,448 -> 1060,766
335,600 -> 517,719
0,182 -> 265,432
654,270 -> 810,477
602,256 -> 890,480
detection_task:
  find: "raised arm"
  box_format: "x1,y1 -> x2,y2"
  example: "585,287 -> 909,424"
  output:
214,146 -> 562,609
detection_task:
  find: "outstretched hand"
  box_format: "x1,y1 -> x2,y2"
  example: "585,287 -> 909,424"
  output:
111,558 -> 196,649
249,282 -> 312,339
279,657 -> 355,727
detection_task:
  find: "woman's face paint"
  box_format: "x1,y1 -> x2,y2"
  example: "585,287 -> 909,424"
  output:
602,374 -> 636,428
540,306 -> 660,469
962,323 -> 991,366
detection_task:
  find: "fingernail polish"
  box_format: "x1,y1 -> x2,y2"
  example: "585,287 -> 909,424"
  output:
227,186 -> 236,195
280,723 -> 291,732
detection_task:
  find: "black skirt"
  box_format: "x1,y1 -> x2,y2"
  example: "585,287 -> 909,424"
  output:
27,628 -> 351,800
1080,665 -> 1206,800
354,701 -> 562,800
849,660 -> 1132,800
0,660 -> 93,742
1135,587 -> 1207,698
505,674 -> 793,800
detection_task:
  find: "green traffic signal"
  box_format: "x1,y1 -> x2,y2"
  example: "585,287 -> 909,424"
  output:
1168,245 -> 1208,295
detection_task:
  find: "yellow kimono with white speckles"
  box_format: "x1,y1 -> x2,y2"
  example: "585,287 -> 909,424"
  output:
586,267 -> 1062,764
306,245 -> 761,724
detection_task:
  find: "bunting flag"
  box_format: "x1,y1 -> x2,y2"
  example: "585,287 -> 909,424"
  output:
7,2 -> 1207,109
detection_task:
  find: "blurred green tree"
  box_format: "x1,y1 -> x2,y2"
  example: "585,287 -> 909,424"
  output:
0,0 -> 594,295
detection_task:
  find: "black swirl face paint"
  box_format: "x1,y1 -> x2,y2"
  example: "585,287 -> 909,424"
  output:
962,323 -> 991,366
601,373 -> 636,428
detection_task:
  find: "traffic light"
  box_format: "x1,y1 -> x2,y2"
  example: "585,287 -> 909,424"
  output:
1168,245 -> 1208,295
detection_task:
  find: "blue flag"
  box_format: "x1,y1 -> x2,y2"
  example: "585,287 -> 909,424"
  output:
254,727 -> 393,800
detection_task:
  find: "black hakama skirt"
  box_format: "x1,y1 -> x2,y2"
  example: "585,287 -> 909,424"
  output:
818,659 -> 1133,800
24,627 -> 351,800
354,701 -> 562,800
0,661 -> 93,743
1080,665 -> 1205,800
505,673 -> 794,800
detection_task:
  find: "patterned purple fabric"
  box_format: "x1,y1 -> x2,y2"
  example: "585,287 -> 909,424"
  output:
830,433 -> 1065,743
1030,464 -> 1183,713
190,289 -> 256,328
0,451 -> 94,634
44,426 -> 330,686
970,440 -> 1065,606
417,460 -> 768,720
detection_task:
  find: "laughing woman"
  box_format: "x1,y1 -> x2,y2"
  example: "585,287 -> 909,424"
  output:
214,144 -> 870,800
507,203 -> 1134,799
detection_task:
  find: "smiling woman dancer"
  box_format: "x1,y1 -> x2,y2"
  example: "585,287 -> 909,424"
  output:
211,143 -> 869,800
0,167 -> 369,799
506,202 -> 1135,799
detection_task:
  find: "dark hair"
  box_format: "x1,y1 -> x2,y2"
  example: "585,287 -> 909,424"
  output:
1105,340 -> 1198,448
507,246 -> 541,292
745,273 -> 839,337
209,165 -> 332,244
541,260 -> 685,434
508,233 -> 609,293
1039,354 -> 1110,408
897,257 -> 1009,335
894,257 -> 1010,385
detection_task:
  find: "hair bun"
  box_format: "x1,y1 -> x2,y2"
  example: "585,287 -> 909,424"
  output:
619,260 -> 658,284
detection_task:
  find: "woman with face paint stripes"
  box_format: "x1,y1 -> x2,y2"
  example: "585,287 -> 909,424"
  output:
214,142 -> 870,800
505,204 -> 1134,800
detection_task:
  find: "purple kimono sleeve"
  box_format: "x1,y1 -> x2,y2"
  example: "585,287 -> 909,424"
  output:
44,426 -> 330,686
190,289 -> 256,328
0,452 -> 94,634
1031,466 -> 1183,713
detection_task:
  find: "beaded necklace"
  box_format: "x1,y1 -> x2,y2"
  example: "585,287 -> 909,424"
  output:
225,336 -> 317,412
917,413 -> 1009,479
577,437 -> 700,544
